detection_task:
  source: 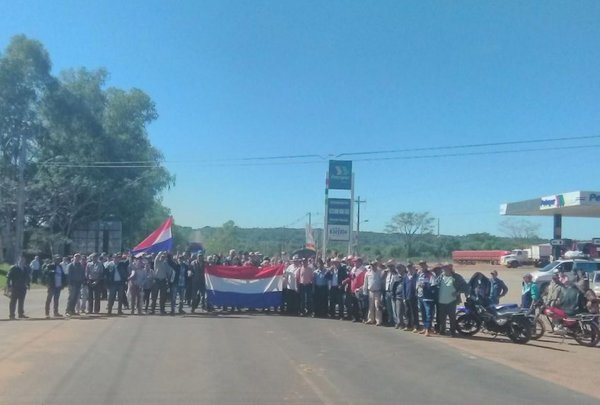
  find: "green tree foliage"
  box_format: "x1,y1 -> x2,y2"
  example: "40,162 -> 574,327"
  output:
0,35 -> 55,261
385,212 -> 435,257
0,35 -> 173,259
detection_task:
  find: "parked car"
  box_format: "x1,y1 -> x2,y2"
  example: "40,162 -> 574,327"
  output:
592,270 -> 600,297
530,259 -> 600,293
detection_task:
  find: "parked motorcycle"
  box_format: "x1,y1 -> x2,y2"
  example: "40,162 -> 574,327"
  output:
457,302 -> 544,340
542,306 -> 599,347
456,297 -> 531,344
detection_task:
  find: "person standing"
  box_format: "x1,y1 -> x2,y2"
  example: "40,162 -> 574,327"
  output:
43,255 -> 66,318
436,264 -> 467,337
312,259 -> 329,318
170,254 -> 187,314
283,256 -> 300,315
383,260 -> 399,327
142,256 -> 154,313
86,253 -> 105,314
416,264 -> 437,336
363,262 -> 384,326
7,255 -> 30,319
392,264 -> 406,329
296,258 -> 314,316
403,263 -> 419,331
521,273 -> 540,310
489,270 -> 509,305
128,257 -> 146,315
66,253 -> 85,316
190,253 -> 206,313
346,257 -> 367,322
327,258 -> 347,320
105,255 -> 129,315
151,252 -> 173,315
29,256 -> 41,284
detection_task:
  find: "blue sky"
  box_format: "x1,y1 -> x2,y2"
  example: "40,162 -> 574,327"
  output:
2,1 -> 600,239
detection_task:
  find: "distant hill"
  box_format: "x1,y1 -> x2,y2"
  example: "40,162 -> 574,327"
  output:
173,224 -> 544,261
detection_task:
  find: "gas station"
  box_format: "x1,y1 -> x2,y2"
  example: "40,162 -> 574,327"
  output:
500,190 -> 600,259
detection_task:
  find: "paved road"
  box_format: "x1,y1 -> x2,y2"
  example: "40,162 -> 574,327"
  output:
0,291 -> 596,404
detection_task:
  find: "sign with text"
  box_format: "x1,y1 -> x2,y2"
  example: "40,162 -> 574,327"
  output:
327,198 -> 351,241
328,160 -> 352,190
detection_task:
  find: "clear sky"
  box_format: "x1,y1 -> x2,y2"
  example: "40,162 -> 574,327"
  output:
2,1 -> 600,239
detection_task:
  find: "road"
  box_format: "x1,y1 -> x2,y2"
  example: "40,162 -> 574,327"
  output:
0,290 -> 597,404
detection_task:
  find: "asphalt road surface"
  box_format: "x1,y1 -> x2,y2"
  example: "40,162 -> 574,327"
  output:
0,290 -> 597,405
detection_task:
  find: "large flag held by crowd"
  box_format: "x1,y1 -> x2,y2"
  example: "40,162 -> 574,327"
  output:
205,264 -> 285,308
131,217 -> 174,255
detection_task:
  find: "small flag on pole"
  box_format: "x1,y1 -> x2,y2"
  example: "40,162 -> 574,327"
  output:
305,223 -> 316,251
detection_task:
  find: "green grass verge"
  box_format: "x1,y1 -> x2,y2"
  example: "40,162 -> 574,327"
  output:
0,263 -> 9,289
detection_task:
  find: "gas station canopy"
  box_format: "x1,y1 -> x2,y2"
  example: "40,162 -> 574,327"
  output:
500,191 -> 600,218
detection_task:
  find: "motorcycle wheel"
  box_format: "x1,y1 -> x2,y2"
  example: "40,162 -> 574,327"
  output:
456,314 -> 481,336
531,317 -> 545,340
573,321 -> 599,347
508,318 -> 531,344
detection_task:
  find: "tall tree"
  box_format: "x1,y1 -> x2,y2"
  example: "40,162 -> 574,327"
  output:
385,212 -> 435,258
0,35 -> 54,261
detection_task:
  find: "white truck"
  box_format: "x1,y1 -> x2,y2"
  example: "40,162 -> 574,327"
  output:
500,244 -> 552,268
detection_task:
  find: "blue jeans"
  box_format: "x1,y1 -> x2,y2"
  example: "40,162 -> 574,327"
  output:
384,292 -> 395,325
419,299 -> 435,330
171,285 -> 186,312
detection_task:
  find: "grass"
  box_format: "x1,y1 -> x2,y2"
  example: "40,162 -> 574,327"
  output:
0,263 -> 8,289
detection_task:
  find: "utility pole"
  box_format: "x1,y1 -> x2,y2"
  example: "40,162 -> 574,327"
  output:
354,196 -> 367,255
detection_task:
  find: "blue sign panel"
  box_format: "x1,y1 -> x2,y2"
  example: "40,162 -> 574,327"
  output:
328,160 -> 352,190
327,198 -> 352,241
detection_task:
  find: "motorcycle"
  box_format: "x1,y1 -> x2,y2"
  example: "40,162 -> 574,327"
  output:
542,306 -> 599,347
457,302 -> 544,340
456,297 -> 531,344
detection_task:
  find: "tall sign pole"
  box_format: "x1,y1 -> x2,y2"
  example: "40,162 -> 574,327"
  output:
348,173 -> 355,256
323,175 -> 328,259
325,160 -> 353,259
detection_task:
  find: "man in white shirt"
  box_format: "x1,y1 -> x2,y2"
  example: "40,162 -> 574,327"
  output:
30,256 -> 41,284
283,256 -> 301,315
363,262 -> 384,326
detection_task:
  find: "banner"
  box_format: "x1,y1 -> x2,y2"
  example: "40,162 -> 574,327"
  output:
305,223 -> 316,251
205,264 -> 284,308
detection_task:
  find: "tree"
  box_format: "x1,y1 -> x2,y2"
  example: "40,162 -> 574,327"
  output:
0,35 -> 54,261
385,212 -> 435,258
498,218 -> 541,241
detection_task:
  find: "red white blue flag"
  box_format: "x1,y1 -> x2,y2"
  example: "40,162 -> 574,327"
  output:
131,217 -> 173,255
205,264 -> 284,308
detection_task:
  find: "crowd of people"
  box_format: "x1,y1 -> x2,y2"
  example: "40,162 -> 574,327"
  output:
4,250 -> 599,339
5,251 -> 208,319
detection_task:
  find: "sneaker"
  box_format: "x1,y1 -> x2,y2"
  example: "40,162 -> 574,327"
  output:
403,327 -> 410,331
9,315 -> 16,320
54,313 -> 63,318
18,314 -> 29,319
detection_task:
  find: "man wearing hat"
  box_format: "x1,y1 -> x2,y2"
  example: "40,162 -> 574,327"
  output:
363,261 -> 384,325
43,255 -> 67,318
383,260 -> 400,327
283,256 -> 301,315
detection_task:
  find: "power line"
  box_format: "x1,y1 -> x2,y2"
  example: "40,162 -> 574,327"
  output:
35,143 -> 600,168
36,134 -> 599,167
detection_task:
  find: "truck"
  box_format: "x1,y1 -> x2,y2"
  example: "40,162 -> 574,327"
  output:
452,250 -> 510,265
500,244 -> 552,268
